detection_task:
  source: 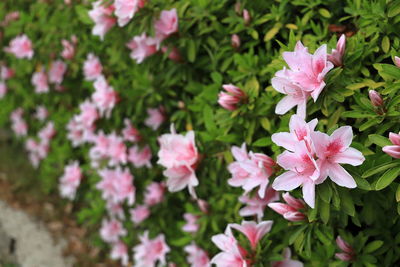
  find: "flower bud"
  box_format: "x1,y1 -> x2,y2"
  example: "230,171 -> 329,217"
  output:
243,9 -> 251,25
389,132 -> 400,146
218,84 -> 246,111
395,56 -> 400,68
368,90 -> 383,107
231,34 -> 240,49
235,2 -> 241,15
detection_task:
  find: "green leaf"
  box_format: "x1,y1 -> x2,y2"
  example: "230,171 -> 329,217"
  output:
342,111 -> 374,118
318,182 -> 332,203
339,189 -> 355,216
319,200 -> 330,224
381,36 -> 390,53
368,134 -> 392,147
187,39 -> 196,63
75,5 -> 93,25
362,162 -> 400,178
318,8 -> 331,18
396,184 -> 400,202
252,137 -> 271,147
375,167 -> 400,190
388,0 -> 400,17
364,240 -> 384,253
203,105 -> 217,132
289,225 -> 308,245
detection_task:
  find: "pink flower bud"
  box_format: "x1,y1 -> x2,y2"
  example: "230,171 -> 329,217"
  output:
282,193 -> 305,210
231,34 -> 240,49
327,34 -> 346,67
283,211 -> 307,222
389,132 -> 400,146
161,46 -> 182,62
335,253 -> 353,262
394,56 -> 400,68
383,145 -> 400,159
197,199 -> 209,214
336,236 -> 353,254
234,2 -> 241,15
369,90 -> 383,107
267,203 -> 296,215
243,9 -> 251,25
218,84 -> 246,111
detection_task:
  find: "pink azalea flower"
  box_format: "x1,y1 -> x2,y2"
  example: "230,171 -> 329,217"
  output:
182,213 -> 200,233
218,84 -> 247,111
107,133 -> 128,166
211,226 -> 248,267
84,53 -> 103,81
272,140 -> 320,208
268,193 -> 306,222
335,236 -> 355,262
34,106 -> 48,121
38,121 -> 56,142
92,76 -> 118,118
312,126 -> 365,188
61,38 -> 76,60
128,145 -> 152,168
1,65 -> 15,80
231,34 -> 241,49
271,248 -> 304,267
66,117 -> 93,147
369,90 -> 384,107
228,143 -> 275,197
100,218 -> 127,243
31,70 -> 49,94
96,167 -> 135,205
106,202 -> 125,220
48,60 -> 67,84
158,125 -> 199,197
383,132 -> 400,159
10,108 -> 28,137
394,56 -> 400,68
243,9 -> 251,25
126,33 -> 158,64
89,131 -> 110,165
1,11 -> 20,27
144,182 -> 165,206
130,205 -> 150,225
145,106 -> 166,130
229,220 -> 273,250
4,34 -> 34,59
114,0 -> 146,27
238,186 -> 279,221
327,34 -> 346,67
59,161 -> 83,200
88,1 -> 116,40
184,242 -> 211,267
133,231 -> 170,267
122,119 -> 141,142
111,241 -> 129,266
0,81 -> 7,99
271,114 -> 318,152
75,100 -> 99,129
154,8 -> 178,44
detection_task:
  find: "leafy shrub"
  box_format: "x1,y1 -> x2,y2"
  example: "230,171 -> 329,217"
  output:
1,0 -> 400,266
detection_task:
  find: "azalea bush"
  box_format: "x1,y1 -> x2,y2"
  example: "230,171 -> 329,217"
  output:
2,0 -> 400,266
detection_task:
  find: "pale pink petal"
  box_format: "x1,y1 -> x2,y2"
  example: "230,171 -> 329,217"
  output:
333,147 -> 365,166
302,181 -> 315,208
272,171 -> 303,191
327,163 -> 356,188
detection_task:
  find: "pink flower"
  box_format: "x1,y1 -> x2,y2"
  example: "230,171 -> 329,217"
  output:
75,100 -> 99,129
154,9 -> 178,44
34,106 -> 48,121
92,76 -> 118,118
0,81 -> 7,99
335,236 -> 355,262
211,226 -> 248,267
197,199 -> 209,214
31,70 -> 49,94
126,33 -> 158,64
111,241 -> 129,266
144,182 -> 165,206
107,202 -> 125,220
228,143 -> 275,197
271,114 -> 318,152
218,84 -> 247,111
229,220 -> 273,250
231,34 -> 241,49
107,133 -> 128,166
184,242 -> 211,267
238,186 -> 279,221
243,9 -> 251,25
1,11 -> 20,27
48,60 -> 67,84
133,231 -> 170,267
312,126 -> 365,188
369,90 -> 383,107
96,167 -> 135,205
88,1 -> 116,40
130,205 -> 150,225
1,65 -> 15,80
10,108 -> 28,137
4,34 -> 34,59
394,56 -> 400,68
66,117 -> 93,147
61,38 -> 76,60
84,53 -> 103,81
38,121 -> 56,142
89,131 -> 110,165
268,193 -> 306,222
128,145 -> 152,168
114,0 -> 146,27
145,106 -> 166,130
271,248 -> 303,267
122,119 -> 141,142
59,161 -> 83,200
383,132 -> 400,159
182,213 -> 200,233
161,46 -> 182,62
327,34 -> 346,67
272,140 -> 320,208
158,125 -> 199,197
100,218 -> 127,243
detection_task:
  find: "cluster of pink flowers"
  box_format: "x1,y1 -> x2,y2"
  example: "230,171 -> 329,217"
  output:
31,60 -> 67,93
0,64 -> 14,99
157,125 -> 199,198
34,106 -> 48,121
126,9 -> 179,64
4,34 -> 34,59
59,161 -> 83,199
92,75 -> 119,118
133,231 -> 170,267
271,114 -> 365,208
115,0 -> 146,27
31,70 -> 49,94
88,1 -> 117,40
25,121 -> 56,167
10,108 -> 28,137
